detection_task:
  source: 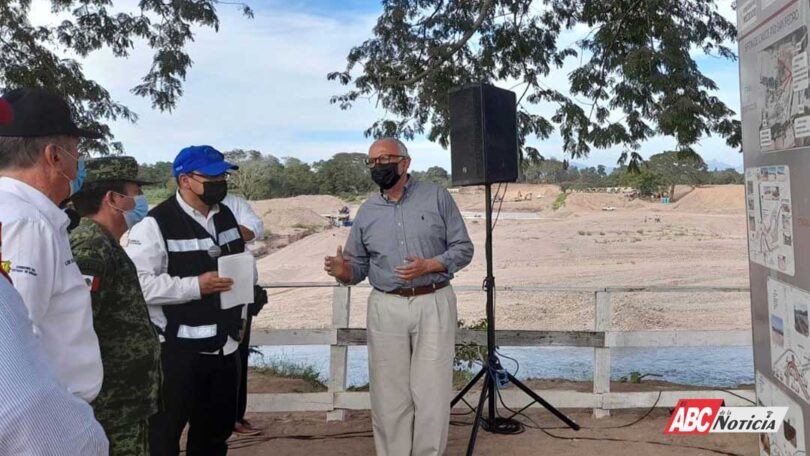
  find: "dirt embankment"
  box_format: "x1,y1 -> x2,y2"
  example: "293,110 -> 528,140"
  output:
252,185 -> 749,332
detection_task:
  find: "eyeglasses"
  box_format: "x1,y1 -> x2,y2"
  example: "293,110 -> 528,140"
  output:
366,155 -> 406,169
190,172 -> 230,182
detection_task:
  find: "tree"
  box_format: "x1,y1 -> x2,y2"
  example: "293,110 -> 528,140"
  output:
421,166 -> 450,186
282,157 -> 320,196
710,168 -> 744,185
228,160 -> 273,201
224,149 -> 263,163
646,150 -> 709,201
1,1 -> 253,154
314,153 -> 377,196
330,0 -> 740,169
224,150 -> 283,200
138,161 -> 174,186
617,166 -> 661,197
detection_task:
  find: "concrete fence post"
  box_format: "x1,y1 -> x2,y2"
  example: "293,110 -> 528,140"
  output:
327,286 -> 351,421
593,290 -> 612,418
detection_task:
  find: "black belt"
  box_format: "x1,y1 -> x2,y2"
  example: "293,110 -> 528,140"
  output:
375,281 -> 450,297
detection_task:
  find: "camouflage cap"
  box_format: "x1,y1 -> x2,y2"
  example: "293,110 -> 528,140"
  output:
85,156 -> 154,185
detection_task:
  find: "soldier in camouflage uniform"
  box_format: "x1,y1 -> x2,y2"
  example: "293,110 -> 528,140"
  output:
69,156 -> 162,456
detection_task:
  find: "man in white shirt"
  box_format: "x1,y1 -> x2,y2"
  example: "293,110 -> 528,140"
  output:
0,88 -> 103,402
0,93 -> 106,455
126,145 -> 250,455
221,193 -> 266,436
223,193 -> 265,244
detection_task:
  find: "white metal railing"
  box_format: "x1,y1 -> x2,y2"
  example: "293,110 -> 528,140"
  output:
248,283 -> 754,420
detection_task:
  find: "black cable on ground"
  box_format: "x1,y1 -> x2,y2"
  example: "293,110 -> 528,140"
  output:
224,430 -> 375,451
486,387 -> 742,456
717,388 -> 756,405
533,428 -> 744,456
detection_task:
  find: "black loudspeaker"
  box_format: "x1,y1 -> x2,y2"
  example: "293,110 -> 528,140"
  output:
449,83 -> 518,186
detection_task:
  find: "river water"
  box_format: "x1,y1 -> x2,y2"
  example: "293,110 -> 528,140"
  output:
252,345 -> 753,387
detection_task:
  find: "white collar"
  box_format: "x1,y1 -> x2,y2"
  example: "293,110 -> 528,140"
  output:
175,191 -> 220,221
0,177 -> 69,231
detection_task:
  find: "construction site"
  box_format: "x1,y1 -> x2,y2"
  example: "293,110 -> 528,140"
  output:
226,183 -> 758,455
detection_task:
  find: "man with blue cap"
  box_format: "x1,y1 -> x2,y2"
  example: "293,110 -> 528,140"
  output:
126,145 -> 249,455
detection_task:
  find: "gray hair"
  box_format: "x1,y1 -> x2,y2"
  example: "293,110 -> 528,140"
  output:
0,136 -> 68,170
373,137 -> 409,157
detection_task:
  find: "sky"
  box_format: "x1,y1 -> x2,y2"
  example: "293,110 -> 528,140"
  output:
28,0 -> 743,171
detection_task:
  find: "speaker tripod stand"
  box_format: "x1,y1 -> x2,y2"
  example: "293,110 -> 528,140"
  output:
450,183 -> 580,456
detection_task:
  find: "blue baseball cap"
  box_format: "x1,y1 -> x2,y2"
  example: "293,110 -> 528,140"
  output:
172,145 -> 238,177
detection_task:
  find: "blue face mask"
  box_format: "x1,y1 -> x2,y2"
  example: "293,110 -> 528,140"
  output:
122,195 -> 149,228
57,147 -> 85,196
71,157 -> 86,196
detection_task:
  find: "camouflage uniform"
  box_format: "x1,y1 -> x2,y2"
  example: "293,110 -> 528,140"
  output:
69,157 -> 161,456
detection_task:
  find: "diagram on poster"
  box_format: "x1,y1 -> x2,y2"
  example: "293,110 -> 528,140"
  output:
738,0 -> 810,154
747,166 -> 795,275
757,372 -> 806,455
769,277 -> 810,405
758,24 -> 810,152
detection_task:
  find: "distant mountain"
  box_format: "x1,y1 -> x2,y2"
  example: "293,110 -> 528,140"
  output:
705,159 -> 743,173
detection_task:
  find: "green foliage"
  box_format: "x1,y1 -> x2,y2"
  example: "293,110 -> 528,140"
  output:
708,168 -> 744,185
349,368 -> 474,391
142,186 -> 173,205
453,368 -> 476,390
618,167 -> 661,197
138,161 -> 173,184
516,154 -> 739,197
0,0 -> 252,154
314,152 -> 378,196
347,383 -> 370,392
455,318 -> 488,370
139,150 -> 452,201
413,166 -> 451,187
646,150 -> 709,200
283,157 -> 321,195
139,161 -> 175,204
619,371 -> 663,384
331,0 -> 741,165
552,192 -> 567,210
252,357 -> 327,391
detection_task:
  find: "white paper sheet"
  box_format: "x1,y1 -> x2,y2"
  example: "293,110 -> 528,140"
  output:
218,252 -> 255,309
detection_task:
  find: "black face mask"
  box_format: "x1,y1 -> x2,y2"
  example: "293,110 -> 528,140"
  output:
195,180 -> 228,206
371,163 -> 401,190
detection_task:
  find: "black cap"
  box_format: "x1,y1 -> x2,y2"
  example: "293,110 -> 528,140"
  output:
0,88 -> 102,139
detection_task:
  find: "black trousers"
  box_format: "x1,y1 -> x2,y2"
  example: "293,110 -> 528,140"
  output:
236,314 -> 252,422
149,345 -> 240,456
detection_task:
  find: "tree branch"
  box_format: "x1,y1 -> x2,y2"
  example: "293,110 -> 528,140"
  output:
388,0 -> 492,86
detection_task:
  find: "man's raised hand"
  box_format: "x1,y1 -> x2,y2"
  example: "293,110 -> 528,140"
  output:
324,245 -> 352,283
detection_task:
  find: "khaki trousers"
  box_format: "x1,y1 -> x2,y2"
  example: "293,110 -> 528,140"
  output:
367,285 -> 457,456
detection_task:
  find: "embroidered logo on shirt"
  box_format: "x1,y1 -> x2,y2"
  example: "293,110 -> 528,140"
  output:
82,275 -> 101,292
10,265 -> 37,277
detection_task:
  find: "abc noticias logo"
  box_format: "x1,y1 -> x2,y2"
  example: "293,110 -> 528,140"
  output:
664,399 -> 788,435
